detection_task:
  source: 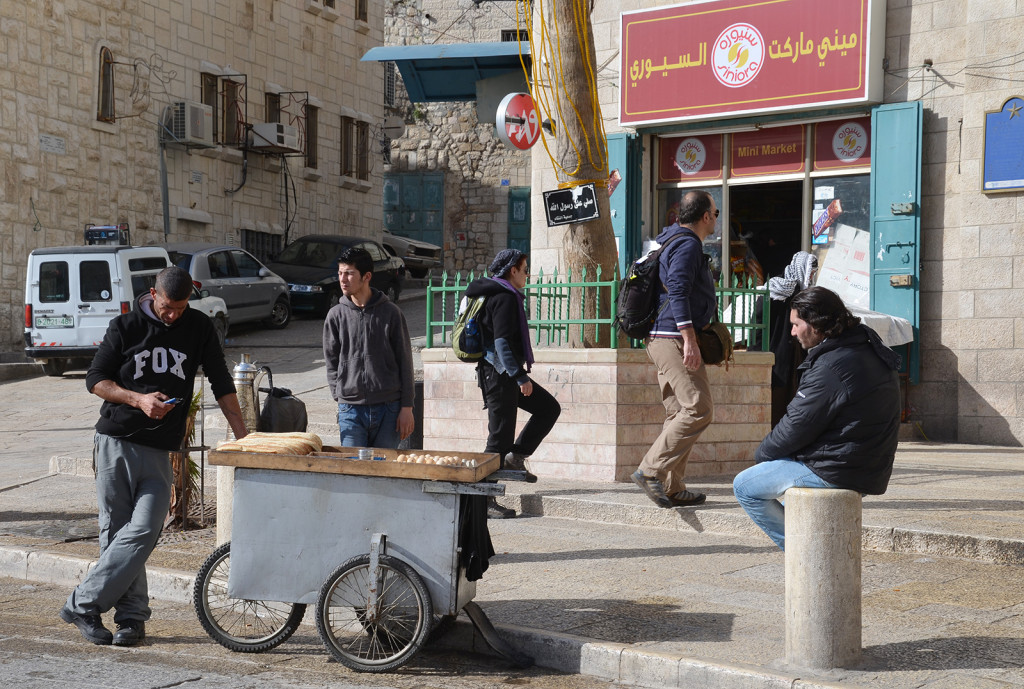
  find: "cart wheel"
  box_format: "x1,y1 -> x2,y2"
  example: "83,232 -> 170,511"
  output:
315,553 -> 432,672
193,542 -> 306,653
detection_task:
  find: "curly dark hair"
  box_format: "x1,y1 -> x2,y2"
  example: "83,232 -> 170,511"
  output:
790,286 -> 860,339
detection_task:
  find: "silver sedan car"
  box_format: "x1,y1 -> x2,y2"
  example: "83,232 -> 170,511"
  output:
161,243 -> 291,329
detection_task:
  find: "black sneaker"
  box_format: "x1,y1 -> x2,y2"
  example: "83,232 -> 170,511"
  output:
112,620 -> 146,647
486,496 -> 517,519
60,607 -> 113,645
665,489 -> 707,507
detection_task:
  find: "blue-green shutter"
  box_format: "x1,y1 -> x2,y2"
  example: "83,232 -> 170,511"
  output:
870,101 -> 922,383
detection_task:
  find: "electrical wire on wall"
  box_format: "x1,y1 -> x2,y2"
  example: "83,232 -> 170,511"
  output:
516,0 -> 609,189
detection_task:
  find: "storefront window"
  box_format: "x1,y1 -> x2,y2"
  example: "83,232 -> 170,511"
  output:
657,186 -> 724,282
810,174 -> 871,306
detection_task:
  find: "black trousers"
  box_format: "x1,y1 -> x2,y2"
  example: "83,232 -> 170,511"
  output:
477,361 -> 561,460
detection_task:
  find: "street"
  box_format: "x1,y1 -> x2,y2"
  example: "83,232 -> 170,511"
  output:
0,577 -> 610,689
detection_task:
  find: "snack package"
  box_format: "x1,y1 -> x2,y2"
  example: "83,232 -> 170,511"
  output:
812,198 -> 843,238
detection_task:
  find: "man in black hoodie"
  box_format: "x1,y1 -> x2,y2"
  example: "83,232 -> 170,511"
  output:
733,286 -> 901,550
60,267 -> 248,647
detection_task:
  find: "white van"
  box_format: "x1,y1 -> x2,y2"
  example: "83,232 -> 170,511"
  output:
23,245 -> 228,376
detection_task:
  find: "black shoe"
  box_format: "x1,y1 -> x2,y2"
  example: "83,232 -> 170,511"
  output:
112,620 -> 146,647
60,607 -> 113,645
665,489 -> 707,507
486,496 -> 517,519
503,452 -> 538,483
631,469 -> 670,507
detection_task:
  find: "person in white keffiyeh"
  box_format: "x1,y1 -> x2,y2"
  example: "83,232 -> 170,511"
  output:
767,251 -> 818,301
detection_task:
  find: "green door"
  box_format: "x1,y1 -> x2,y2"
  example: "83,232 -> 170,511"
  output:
383,172 -> 444,247
606,132 -> 642,278
508,186 -> 530,254
870,101 -> 922,383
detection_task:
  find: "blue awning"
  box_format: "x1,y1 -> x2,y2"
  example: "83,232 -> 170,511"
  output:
362,42 -> 530,103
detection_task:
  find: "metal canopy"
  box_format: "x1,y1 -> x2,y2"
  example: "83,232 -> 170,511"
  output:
361,42 -> 530,103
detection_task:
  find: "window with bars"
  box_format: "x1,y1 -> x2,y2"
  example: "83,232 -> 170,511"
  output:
265,93 -> 281,123
340,115 -> 355,176
384,62 -> 396,107
241,230 -> 283,264
355,0 -> 367,22
356,121 -> 370,180
97,47 -> 115,123
501,29 -> 529,42
221,79 -> 244,146
306,105 -> 318,169
201,73 -> 220,140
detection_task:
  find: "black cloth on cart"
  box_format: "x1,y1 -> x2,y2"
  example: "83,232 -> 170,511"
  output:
458,495 -> 495,581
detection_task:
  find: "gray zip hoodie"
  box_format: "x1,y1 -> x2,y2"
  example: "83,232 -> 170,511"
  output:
322,289 -> 414,407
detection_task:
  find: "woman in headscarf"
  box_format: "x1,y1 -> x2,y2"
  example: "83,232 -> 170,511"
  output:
462,249 -> 562,518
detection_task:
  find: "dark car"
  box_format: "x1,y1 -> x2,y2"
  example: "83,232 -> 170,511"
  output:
266,235 -> 405,314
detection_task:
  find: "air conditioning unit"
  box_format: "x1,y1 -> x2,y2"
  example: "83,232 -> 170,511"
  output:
250,122 -> 301,153
162,101 -> 215,148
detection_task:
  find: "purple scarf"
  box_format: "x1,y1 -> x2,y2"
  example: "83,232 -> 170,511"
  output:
491,277 -> 535,372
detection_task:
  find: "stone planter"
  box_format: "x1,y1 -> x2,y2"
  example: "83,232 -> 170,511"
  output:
421,348 -> 773,482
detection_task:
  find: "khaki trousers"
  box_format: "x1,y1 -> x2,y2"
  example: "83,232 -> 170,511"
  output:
639,337 -> 714,494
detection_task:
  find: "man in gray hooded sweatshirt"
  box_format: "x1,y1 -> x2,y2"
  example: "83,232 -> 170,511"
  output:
323,247 -> 414,448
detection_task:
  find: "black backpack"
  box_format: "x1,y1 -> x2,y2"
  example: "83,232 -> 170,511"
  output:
614,234 -> 685,339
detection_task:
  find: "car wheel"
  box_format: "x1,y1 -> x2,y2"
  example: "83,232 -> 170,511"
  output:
213,315 -> 228,350
265,297 -> 291,330
385,283 -> 400,303
408,268 -> 428,279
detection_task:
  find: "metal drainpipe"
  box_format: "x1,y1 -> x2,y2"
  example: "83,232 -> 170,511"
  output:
217,353 -> 260,545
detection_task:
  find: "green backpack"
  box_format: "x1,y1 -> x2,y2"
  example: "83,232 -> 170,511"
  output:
452,295 -> 487,362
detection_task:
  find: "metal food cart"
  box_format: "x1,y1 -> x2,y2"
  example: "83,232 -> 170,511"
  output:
194,446 -> 531,672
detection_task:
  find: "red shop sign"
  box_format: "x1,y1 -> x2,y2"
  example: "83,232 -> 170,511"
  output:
813,117 -> 871,170
658,135 -> 723,183
730,125 -> 805,177
620,0 -> 883,126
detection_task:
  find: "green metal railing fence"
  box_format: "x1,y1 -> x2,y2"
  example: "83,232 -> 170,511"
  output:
425,269 -> 771,351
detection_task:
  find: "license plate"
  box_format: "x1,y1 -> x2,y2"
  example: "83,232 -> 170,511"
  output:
35,315 -> 74,328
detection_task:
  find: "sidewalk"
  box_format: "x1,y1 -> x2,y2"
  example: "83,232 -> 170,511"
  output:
2,442 -> 1023,689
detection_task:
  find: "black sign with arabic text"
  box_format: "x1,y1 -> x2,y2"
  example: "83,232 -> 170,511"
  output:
542,183 -> 601,227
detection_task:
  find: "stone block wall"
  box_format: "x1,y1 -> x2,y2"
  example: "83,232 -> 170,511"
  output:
421,348 -> 772,481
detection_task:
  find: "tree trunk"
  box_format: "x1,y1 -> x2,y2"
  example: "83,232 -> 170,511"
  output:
549,0 -> 620,347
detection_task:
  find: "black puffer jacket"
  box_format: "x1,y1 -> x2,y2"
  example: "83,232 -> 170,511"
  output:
754,323 -> 901,494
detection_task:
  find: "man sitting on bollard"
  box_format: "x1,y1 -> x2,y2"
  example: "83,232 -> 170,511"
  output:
733,286 -> 901,550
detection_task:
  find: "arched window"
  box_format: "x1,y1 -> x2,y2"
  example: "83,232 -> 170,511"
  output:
97,47 -> 115,123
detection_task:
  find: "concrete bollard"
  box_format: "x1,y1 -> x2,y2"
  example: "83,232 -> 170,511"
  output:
784,487 -> 862,670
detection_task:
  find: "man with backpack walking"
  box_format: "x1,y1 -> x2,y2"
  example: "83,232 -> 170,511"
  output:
631,190 -> 720,508
463,248 -> 561,518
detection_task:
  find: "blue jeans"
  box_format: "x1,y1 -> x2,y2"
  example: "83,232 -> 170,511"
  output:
338,401 -> 401,448
732,459 -> 838,551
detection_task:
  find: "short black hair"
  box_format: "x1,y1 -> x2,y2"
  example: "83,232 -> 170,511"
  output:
676,190 -> 714,226
790,286 -> 860,339
337,247 -> 373,276
155,266 -> 194,301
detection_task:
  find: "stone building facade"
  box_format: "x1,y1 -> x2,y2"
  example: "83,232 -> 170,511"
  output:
383,0 -> 532,274
527,0 -> 1024,446
2,0 -> 386,348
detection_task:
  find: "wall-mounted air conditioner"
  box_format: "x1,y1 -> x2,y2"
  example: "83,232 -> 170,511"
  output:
250,122 -> 301,153
162,101 -> 215,148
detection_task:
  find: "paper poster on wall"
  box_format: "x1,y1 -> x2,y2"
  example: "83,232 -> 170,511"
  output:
815,223 -> 870,306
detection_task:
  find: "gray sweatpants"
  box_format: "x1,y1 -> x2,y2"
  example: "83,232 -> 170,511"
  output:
63,433 -> 172,624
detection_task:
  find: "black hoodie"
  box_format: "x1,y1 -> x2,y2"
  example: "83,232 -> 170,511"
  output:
86,293 -> 235,451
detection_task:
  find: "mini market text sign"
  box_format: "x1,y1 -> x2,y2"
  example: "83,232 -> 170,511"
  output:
620,0 -> 884,126
543,184 -> 600,227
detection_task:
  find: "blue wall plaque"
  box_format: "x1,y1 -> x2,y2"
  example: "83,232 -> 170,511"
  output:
983,96 -> 1024,193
